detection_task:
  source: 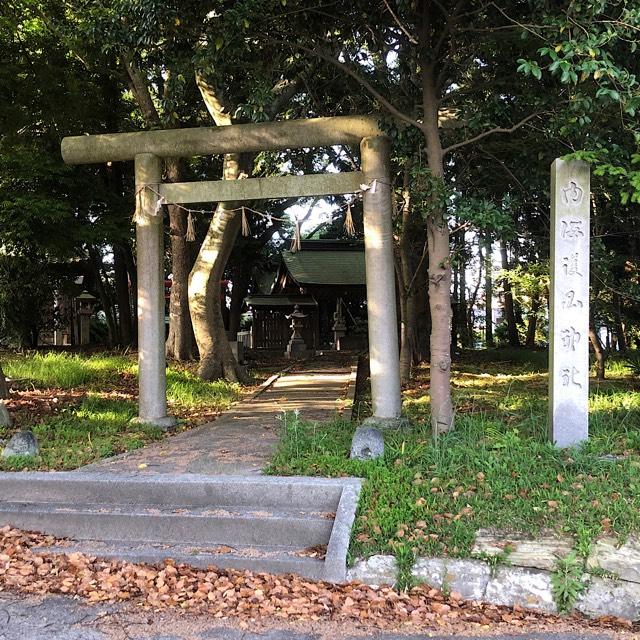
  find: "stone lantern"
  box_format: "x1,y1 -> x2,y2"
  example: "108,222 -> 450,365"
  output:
75,291 -> 97,345
332,298 -> 347,350
285,304 -> 310,359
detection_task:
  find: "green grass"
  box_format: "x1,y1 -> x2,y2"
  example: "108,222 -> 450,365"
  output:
0,394 -> 163,470
268,351 -> 640,564
3,352 -> 136,388
1,351 -> 242,471
167,369 -> 240,409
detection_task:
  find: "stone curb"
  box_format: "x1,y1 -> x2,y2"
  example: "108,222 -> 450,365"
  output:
246,364 -> 295,401
347,544 -> 640,622
339,364 -> 359,422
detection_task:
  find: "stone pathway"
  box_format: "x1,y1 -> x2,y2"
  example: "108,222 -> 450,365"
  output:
81,357 -> 356,476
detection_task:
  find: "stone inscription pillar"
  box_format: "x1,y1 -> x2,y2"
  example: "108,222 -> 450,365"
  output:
361,136 -> 402,419
549,159 -> 590,447
134,153 -> 176,429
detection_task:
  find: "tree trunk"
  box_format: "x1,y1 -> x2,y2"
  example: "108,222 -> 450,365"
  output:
88,246 -> 117,346
613,292 -> 627,353
467,240 -> 483,347
0,402 -> 11,428
525,296 -> 540,348
0,363 -> 10,427
396,158 -> 420,385
0,364 -> 9,400
165,158 -> 196,361
451,251 -> 459,351
189,185 -> 248,382
458,236 -> 470,348
397,283 -> 419,386
422,62 -> 453,435
189,73 -> 253,383
500,239 -> 519,347
122,243 -> 138,347
589,316 -> 606,380
414,253 -> 430,362
484,231 -> 494,348
113,244 -> 133,347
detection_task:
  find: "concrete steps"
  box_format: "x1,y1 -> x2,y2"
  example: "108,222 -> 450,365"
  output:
0,472 -> 361,582
0,502 -> 334,547
40,540 -> 328,579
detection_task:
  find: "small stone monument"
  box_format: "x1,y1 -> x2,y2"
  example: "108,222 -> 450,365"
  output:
549,158 -> 590,447
332,298 -> 347,350
2,430 -> 39,458
350,425 -> 384,460
285,305 -> 310,359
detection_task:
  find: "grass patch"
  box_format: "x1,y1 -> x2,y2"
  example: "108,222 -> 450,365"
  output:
3,352 -> 135,388
1,351 -> 243,470
167,369 -> 240,409
0,394 -> 163,471
268,351 -> 640,564
3,352 -> 241,410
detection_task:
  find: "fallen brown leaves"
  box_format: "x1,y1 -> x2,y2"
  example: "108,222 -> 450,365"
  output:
2,378 -> 218,433
0,527 -> 635,634
4,388 -> 86,428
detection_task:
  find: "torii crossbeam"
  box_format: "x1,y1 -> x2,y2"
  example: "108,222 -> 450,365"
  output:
61,115 -> 401,427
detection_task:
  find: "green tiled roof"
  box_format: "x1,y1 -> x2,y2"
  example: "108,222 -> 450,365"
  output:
283,250 -> 366,286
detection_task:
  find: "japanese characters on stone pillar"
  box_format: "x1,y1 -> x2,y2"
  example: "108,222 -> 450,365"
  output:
549,159 -> 590,447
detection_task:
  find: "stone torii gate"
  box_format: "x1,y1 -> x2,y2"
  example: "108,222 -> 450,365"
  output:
61,116 -> 402,427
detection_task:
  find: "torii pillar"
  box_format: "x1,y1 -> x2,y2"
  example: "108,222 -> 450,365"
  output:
61,116 -> 402,427
133,153 -> 176,428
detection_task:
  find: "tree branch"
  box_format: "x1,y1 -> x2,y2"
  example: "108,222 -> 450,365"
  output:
382,0 -> 418,44
487,1 -> 546,40
442,112 -> 544,155
121,51 -> 162,128
265,38 -> 422,131
479,148 -> 526,192
432,0 -> 464,62
194,72 -> 233,126
266,61 -> 316,119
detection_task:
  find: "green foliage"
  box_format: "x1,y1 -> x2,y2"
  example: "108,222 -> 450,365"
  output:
454,196 -> 515,236
551,552 -> 586,613
519,3 -> 640,117
626,353 -> 640,377
167,368 -> 240,409
0,148 -> 79,256
4,352 -> 240,406
409,166 -> 450,225
0,255 -> 69,347
498,262 -> 550,303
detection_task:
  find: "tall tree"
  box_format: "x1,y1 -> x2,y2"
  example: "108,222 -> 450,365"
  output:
259,1 -> 571,433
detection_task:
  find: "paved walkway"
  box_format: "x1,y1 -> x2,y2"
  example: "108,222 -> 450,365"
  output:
82,357 -> 356,476
0,592 -> 615,640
